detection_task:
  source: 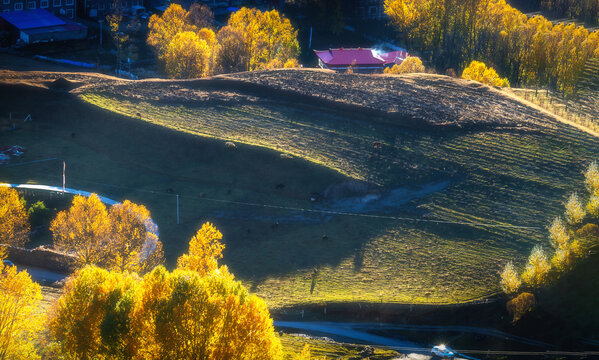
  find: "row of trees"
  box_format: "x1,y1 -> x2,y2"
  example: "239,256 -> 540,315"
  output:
147,5 -> 300,79
500,161 -> 599,321
48,222 -> 283,360
384,0 -> 599,95
1,186 -> 302,359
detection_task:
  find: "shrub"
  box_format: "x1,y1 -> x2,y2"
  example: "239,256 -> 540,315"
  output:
461,61 -> 510,87
28,201 -> 52,227
506,292 -> 536,323
384,56 -> 425,75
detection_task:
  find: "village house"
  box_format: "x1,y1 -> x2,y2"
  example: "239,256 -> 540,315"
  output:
0,0 -> 76,18
0,8 -> 86,44
314,47 -> 408,73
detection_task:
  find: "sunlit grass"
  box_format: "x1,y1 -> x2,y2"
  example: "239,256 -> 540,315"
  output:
71,88 -> 599,307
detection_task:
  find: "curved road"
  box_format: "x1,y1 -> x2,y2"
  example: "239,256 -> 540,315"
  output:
0,183 -> 119,205
274,321 -> 552,349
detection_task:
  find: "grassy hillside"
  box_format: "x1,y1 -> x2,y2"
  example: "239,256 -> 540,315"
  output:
1,70 -> 598,308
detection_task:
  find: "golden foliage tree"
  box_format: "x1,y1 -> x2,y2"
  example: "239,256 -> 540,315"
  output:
51,194 -> 111,267
147,4 -> 198,57
164,31 -> 212,79
0,253 -> 43,360
51,195 -> 163,271
106,200 -> 163,273
186,2 -> 214,29
177,222 -> 224,275
50,224 -> 282,360
226,7 -> 300,71
585,161 -> 599,195
384,56 -> 425,74
0,187 -> 30,247
521,245 -> 551,287
134,266 -> 282,360
215,25 -> 249,74
506,292 -> 536,323
384,0 -> 599,92
48,266 -> 139,360
500,261 -> 521,294
565,192 -> 586,225
462,61 -> 510,87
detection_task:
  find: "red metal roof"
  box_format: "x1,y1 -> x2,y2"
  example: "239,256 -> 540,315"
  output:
314,48 -> 408,66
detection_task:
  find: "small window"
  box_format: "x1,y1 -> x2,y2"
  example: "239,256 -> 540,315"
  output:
40,0 -> 48,7
14,2 -> 23,10
27,0 -> 35,8
52,0 -> 60,6
3,0 -> 10,5
66,8 -> 73,17
65,0 -> 72,5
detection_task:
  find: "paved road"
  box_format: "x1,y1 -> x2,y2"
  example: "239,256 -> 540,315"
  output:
275,321 -> 552,349
0,183 -> 119,205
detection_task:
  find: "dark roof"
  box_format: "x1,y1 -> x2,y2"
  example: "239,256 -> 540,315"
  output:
314,48 -> 409,66
0,9 -> 65,30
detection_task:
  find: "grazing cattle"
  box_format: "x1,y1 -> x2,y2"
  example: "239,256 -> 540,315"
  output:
225,141 -> 237,149
373,141 -> 383,150
136,112 -> 142,119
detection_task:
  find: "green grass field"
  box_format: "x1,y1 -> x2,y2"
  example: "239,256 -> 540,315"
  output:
2,73 -> 598,308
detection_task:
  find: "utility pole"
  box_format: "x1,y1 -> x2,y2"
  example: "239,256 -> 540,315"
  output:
98,19 -> 104,49
176,194 -> 180,225
308,26 -> 313,49
62,161 -> 66,193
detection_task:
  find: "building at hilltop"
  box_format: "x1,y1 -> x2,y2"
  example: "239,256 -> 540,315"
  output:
314,48 -> 408,73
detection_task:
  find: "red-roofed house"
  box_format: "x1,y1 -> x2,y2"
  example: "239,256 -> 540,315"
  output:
314,48 -> 408,73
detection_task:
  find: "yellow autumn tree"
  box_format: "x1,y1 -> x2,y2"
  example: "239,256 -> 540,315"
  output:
164,31 -> 211,79
147,4 -> 198,58
500,261 -> 521,294
51,195 -> 163,271
521,245 -> 552,287
384,56 -> 425,74
48,266 -> 139,360
133,266 -> 282,360
177,222 -> 225,275
214,25 -> 248,73
106,200 -> 164,273
564,192 -> 586,225
0,253 -> 43,360
0,187 -> 30,247
50,194 -> 111,267
462,60 -> 510,87
50,226 -> 282,360
226,7 -> 300,71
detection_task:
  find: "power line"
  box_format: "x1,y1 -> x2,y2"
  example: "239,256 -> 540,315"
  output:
1,157 -> 58,167
5,173 -> 543,230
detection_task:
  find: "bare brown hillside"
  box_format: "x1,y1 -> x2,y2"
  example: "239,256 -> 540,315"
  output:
0,68 -> 563,131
